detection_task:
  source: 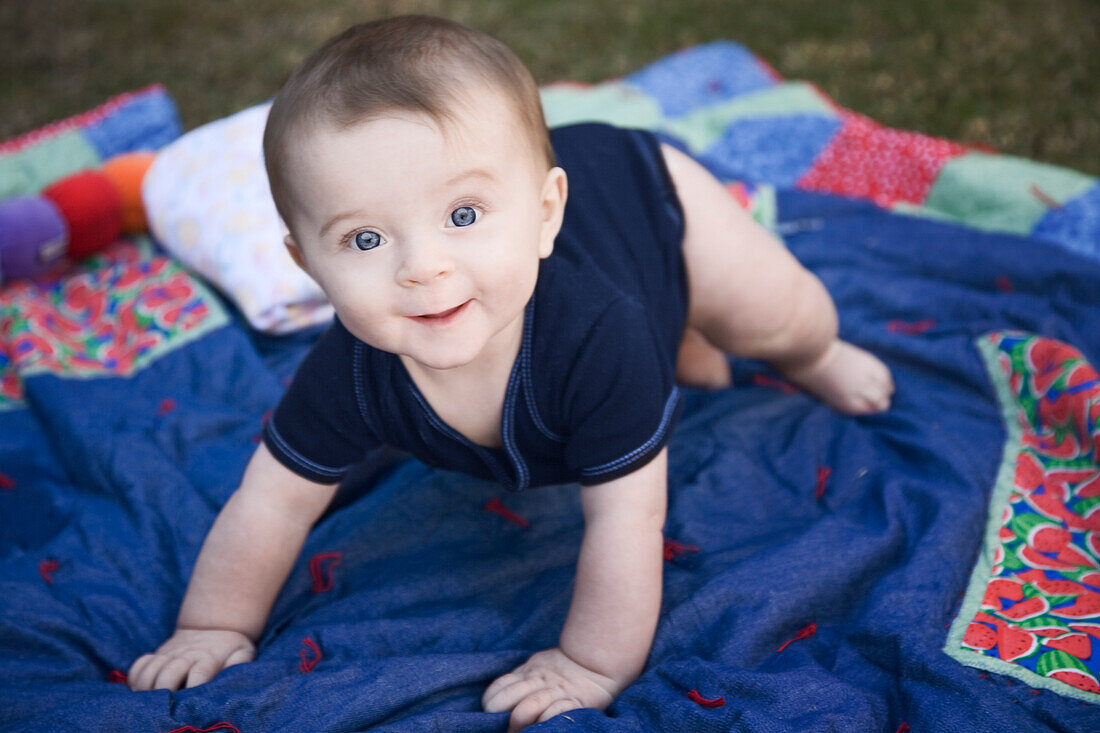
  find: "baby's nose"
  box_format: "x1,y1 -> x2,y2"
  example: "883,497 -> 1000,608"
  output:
395,238 -> 455,287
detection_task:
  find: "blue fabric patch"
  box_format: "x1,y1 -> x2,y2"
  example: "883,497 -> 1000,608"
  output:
699,115 -> 843,186
79,87 -> 184,159
624,41 -> 777,118
1031,181 -> 1100,263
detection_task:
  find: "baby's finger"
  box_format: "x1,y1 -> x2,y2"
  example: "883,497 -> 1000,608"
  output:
151,657 -> 193,691
131,653 -> 172,691
507,689 -> 559,733
223,646 -> 254,669
481,672 -> 523,710
184,657 -> 220,689
482,669 -> 521,697
536,696 -> 585,724
485,676 -> 543,714
127,653 -> 156,690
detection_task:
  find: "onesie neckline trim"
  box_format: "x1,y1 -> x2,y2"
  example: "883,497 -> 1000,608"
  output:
396,294 -> 536,490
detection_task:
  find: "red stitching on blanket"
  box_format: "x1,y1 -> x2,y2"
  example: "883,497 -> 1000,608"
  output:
815,466 -> 832,501
299,637 -> 322,673
163,724 -> 241,733
887,319 -> 935,335
751,374 -> 798,394
663,538 -> 700,561
39,558 -> 59,584
309,552 -> 342,593
776,623 -> 817,652
108,669 -> 128,684
0,472 -> 14,490
484,498 -> 529,528
755,56 -> 785,83
0,84 -> 167,155
1030,184 -> 1063,209
995,275 -> 1014,293
158,398 -> 176,416
254,410 -> 274,443
894,724 -> 911,733
687,689 -> 726,708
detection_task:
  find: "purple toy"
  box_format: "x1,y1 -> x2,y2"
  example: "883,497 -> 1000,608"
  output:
0,195 -> 69,281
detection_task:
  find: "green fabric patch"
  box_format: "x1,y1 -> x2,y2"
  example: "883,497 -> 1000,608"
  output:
664,82 -> 836,154
0,130 -> 102,199
923,152 -> 1096,235
739,181 -> 777,231
541,81 -> 664,130
889,201 -> 967,224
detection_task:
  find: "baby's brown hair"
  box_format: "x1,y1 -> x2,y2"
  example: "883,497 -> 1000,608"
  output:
263,14 -> 556,236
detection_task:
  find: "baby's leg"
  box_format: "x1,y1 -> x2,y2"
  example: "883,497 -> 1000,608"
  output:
660,143 -> 894,414
675,326 -> 732,390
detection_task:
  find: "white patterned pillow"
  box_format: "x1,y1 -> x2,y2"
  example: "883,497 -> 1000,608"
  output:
142,101 -> 333,334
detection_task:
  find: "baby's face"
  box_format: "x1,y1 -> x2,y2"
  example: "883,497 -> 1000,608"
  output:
284,88 -> 565,374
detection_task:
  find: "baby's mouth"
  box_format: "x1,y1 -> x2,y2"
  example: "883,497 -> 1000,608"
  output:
421,303 -> 464,318
412,299 -> 471,323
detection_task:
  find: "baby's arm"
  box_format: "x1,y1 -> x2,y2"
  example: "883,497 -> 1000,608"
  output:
482,448 -> 667,732
127,443 -> 339,691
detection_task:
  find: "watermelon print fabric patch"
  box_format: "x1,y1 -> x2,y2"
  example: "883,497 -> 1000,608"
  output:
945,331 -> 1100,704
0,235 -> 228,410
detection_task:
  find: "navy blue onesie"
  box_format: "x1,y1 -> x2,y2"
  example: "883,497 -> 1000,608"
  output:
262,122 -> 690,491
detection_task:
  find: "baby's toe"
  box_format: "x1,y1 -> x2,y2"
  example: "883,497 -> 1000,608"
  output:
837,383 -> 892,415
864,384 -> 893,413
849,397 -> 882,415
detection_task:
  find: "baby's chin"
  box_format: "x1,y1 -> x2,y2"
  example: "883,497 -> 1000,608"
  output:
399,346 -> 486,374
392,329 -> 489,370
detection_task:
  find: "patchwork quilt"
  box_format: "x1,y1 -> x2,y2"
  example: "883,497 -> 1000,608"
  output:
2,44 -> 1099,732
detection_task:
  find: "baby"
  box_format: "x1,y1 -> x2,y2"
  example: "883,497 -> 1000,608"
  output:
128,14 -> 894,731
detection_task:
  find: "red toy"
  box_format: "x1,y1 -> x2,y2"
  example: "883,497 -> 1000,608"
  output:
40,169 -> 123,259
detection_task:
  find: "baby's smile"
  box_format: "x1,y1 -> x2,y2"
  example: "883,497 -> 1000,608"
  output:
409,298 -> 472,324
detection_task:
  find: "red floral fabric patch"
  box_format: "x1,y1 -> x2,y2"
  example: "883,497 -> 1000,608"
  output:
0,236 -> 228,409
797,110 -> 970,208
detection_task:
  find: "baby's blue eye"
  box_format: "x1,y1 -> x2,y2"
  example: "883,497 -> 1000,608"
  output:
353,230 -> 381,251
451,206 -> 477,227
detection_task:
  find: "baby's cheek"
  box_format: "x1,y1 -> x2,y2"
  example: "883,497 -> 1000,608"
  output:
333,304 -> 391,345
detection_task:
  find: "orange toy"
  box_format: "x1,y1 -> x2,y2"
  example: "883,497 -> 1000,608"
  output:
100,151 -> 156,233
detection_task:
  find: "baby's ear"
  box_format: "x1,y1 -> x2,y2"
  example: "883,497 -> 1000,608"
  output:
538,166 -> 568,259
283,234 -> 310,275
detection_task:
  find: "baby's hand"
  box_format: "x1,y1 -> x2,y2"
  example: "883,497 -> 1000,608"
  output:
482,647 -> 620,732
780,339 -> 895,414
127,628 -> 255,691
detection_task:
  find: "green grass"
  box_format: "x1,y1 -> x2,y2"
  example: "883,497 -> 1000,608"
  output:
2,0 -> 1098,174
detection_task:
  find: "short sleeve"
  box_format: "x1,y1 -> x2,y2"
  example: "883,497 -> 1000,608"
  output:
563,298 -> 684,486
262,317 -> 380,484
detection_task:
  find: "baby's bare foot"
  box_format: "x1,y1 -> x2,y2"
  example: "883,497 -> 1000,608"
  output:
780,340 -> 894,414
